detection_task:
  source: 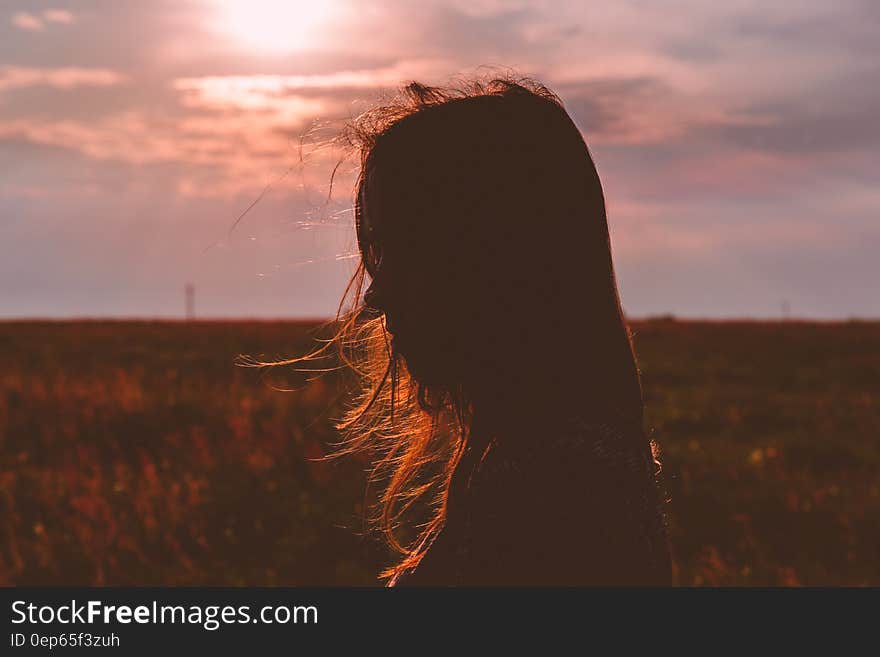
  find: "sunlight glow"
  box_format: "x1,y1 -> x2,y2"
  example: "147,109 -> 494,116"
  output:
213,0 -> 335,52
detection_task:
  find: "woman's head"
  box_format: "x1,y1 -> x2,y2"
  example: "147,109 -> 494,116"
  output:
302,76 -> 644,580
350,78 -> 640,419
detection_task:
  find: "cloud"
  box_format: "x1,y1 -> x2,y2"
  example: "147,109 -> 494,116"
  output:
0,114 -> 244,165
556,75 -> 774,148
174,69 -> 404,97
0,67 -> 127,92
10,9 -> 76,31
0,110 -> 339,199
173,76 -> 333,120
702,67 -> 880,157
172,60 -> 455,106
43,9 -> 75,25
11,12 -> 43,31
713,107 -> 880,156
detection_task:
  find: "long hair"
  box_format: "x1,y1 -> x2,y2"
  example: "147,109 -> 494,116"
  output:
254,76 -> 645,583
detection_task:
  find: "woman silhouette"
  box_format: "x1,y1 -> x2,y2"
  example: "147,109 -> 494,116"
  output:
315,77 -> 672,585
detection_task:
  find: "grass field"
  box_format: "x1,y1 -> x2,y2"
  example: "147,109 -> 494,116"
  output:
1,319 -> 878,586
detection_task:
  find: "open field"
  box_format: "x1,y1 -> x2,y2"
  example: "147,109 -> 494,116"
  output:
1,319 -> 878,585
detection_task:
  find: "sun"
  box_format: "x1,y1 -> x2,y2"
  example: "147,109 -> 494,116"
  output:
213,0 -> 335,52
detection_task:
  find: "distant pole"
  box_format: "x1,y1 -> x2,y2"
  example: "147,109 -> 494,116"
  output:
185,283 -> 195,320
781,300 -> 790,320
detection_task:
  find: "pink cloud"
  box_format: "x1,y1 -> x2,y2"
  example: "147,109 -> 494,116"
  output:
0,67 -> 127,92
171,60 -> 453,108
175,69 -> 412,96
0,109 -> 345,199
11,12 -> 44,31
174,77 -> 329,123
43,9 -> 75,24
623,149 -> 827,201
10,9 -> 75,31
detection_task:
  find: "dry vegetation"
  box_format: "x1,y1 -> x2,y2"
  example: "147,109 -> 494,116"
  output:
1,319 -> 877,585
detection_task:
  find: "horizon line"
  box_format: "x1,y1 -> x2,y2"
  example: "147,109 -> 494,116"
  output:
1,314 -> 878,324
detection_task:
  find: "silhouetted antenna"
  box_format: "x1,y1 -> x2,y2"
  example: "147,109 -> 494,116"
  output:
185,283 -> 195,320
781,300 -> 791,320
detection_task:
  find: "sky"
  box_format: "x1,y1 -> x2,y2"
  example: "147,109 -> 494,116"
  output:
1,0 -> 878,319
